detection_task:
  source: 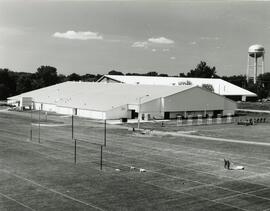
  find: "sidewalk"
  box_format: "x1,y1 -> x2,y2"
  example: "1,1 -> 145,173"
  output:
237,109 -> 270,113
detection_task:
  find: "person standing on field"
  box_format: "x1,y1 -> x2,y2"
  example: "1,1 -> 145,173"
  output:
227,160 -> 231,170
224,159 -> 227,169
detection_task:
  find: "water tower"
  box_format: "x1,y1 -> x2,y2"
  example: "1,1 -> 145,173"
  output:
247,44 -> 265,84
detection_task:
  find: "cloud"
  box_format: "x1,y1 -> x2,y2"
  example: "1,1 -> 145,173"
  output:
189,41 -> 197,45
131,41 -> 148,48
200,36 -> 220,41
148,37 -> 174,44
162,48 -> 170,52
53,30 -> 103,40
152,48 -> 157,52
170,56 -> 176,60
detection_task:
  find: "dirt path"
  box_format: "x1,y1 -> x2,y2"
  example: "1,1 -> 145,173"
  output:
237,109 -> 270,113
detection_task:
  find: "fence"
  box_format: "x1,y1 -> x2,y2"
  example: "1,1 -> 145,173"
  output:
176,114 -> 269,127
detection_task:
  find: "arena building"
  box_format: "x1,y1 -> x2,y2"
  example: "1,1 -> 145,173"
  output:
97,75 -> 256,101
8,81 -> 237,120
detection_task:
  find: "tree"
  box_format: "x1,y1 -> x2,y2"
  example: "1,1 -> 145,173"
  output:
35,66 -> 58,88
0,84 -> 10,100
126,73 -> 142,76
222,75 -> 247,88
145,71 -> 158,76
16,73 -> 33,94
258,73 -> 270,92
254,73 -> 270,99
187,61 -> 217,78
81,74 -> 96,82
57,74 -> 67,83
67,73 -> 81,81
108,70 -> 124,75
0,69 -> 17,100
202,84 -> 214,92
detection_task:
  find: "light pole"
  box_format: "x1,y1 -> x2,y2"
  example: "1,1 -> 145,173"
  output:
137,94 -> 149,130
30,104 -> 33,141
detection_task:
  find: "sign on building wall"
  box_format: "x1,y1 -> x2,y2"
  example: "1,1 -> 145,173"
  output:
20,97 -> 32,108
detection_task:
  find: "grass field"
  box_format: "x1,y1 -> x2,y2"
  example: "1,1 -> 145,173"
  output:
1,109 -> 270,210
238,102 -> 270,111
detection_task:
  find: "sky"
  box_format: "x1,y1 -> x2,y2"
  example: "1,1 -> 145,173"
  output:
0,0 -> 270,76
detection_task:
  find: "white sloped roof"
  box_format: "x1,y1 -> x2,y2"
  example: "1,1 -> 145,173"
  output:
8,82 -> 196,111
98,75 -> 256,97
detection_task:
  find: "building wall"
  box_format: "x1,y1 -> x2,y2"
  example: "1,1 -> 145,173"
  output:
33,102 -> 56,111
141,87 -> 237,118
164,87 -> 236,113
168,111 -> 214,119
77,109 -> 105,119
42,103 -> 57,112
222,97 -> 237,115
56,106 -> 73,115
106,104 -> 129,120
140,97 -> 164,119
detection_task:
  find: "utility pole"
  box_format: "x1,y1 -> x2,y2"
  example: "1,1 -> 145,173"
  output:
100,145 -> 103,170
38,108 -> 40,143
104,119 -> 106,146
30,108 -> 33,141
71,115 -> 74,140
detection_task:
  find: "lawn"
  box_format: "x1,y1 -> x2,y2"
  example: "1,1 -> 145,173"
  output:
238,101 -> 270,110
1,110 -> 270,210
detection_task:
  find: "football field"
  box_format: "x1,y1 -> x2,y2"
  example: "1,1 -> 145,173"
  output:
1,110 -> 270,210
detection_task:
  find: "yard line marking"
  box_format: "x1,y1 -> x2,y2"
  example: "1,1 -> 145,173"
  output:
113,155 -> 270,208
1,134 -> 268,209
108,134 -> 270,172
152,131 -> 270,147
100,157 -> 270,204
146,181 -> 248,211
3,125 -> 270,168
1,130 -> 269,195
213,187 -> 270,202
0,192 -> 36,211
0,169 -> 104,211
144,181 -> 212,192
105,128 -> 270,160
99,130 -> 270,164
2,128 -> 270,200
2,131 -> 269,192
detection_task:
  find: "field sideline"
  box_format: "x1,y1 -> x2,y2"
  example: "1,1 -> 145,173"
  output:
1,110 -> 270,210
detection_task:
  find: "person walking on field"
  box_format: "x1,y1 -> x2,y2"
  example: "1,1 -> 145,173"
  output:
224,159 -> 231,170
227,160 -> 231,170
224,159 -> 227,169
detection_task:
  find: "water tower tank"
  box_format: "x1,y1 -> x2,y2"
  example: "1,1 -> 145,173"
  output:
248,44 -> 265,58
247,44 -> 265,84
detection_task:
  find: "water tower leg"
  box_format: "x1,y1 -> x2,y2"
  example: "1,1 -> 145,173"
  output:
262,54 -> 265,75
254,55 -> 257,84
246,55 -> 250,82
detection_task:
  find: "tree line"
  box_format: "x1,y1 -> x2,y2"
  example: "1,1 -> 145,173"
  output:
1,61 -> 270,100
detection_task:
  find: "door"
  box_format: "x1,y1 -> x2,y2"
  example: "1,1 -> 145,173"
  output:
131,110 -> 138,119
164,112 -> 170,119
